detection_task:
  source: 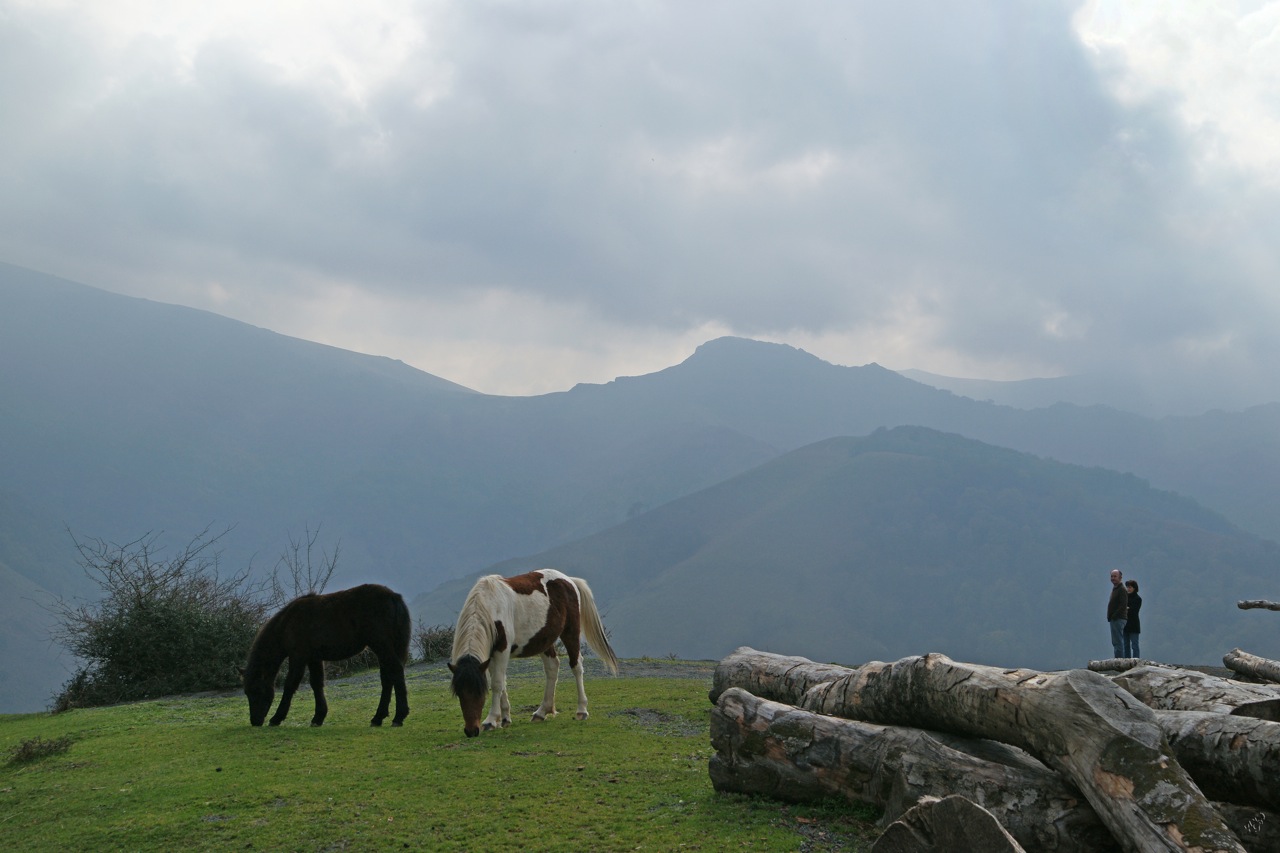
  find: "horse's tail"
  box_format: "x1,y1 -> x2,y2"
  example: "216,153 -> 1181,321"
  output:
573,576 -> 619,675
392,593 -> 412,665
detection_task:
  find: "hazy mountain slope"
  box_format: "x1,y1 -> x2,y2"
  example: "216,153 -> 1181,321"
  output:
7,262 -> 1280,710
420,427 -> 1280,672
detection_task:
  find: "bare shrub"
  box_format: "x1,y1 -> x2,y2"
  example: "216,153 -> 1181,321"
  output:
50,528 -> 270,711
8,736 -> 72,764
415,623 -> 455,663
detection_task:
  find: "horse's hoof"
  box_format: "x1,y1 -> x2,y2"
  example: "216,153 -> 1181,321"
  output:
310,721 -> 323,727
501,718 -> 511,728
268,720 -> 282,727
575,712 -> 589,721
482,722 -> 496,732
391,720 -> 403,728
370,719 -> 383,727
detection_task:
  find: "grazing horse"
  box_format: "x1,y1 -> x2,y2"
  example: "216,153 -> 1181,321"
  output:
242,584 -> 411,727
449,569 -> 618,738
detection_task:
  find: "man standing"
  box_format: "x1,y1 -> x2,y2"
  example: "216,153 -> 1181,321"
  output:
1108,569 -> 1129,658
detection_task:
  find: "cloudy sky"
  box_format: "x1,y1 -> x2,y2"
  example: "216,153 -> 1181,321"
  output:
3,1 -> 1279,401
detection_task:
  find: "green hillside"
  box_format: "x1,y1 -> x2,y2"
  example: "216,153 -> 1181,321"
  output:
0,660 -> 878,851
423,427 -> 1280,671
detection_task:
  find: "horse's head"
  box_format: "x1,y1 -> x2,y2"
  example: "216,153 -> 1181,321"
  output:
242,666 -> 275,727
447,654 -> 490,737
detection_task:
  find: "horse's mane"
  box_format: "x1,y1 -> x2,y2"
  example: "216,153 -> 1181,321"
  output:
451,575 -> 508,664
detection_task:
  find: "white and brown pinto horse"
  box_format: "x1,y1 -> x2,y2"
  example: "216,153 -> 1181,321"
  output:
448,569 -> 618,738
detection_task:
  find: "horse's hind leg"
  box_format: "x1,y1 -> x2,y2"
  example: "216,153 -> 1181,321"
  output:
532,650 -> 559,722
371,653 -> 407,727
561,633 -> 591,720
308,659 -> 328,727
270,658 -> 307,726
390,659 -> 409,726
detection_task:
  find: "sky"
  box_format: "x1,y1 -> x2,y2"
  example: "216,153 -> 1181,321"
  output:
2,1 -> 1279,402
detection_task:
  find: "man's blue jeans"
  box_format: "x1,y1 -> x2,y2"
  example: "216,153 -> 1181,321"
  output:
1110,618 -> 1128,658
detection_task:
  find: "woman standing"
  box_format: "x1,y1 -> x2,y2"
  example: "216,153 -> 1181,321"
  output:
1123,580 -> 1142,659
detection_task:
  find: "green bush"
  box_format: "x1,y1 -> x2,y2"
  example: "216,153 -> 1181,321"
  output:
52,529 -> 269,712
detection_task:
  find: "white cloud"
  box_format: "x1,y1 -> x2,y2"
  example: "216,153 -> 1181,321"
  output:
2,0 -> 1279,403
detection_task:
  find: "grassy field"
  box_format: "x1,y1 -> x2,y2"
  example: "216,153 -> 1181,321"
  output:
0,658 -> 880,851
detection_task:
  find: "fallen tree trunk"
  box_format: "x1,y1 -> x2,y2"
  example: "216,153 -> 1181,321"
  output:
1237,600 -> 1280,611
871,795 -> 1026,853
710,686 -> 1119,853
1156,710 -> 1280,812
1112,665 -> 1280,720
708,647 -> 853,704
1223,648 -> 1280,684
715,648 -> 1244,852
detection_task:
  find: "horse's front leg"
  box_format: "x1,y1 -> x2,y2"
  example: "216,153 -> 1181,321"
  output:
269,659 -> 306,726
308,659 -> 328,727
532,650 -> 559,722
483,654 -> 511,731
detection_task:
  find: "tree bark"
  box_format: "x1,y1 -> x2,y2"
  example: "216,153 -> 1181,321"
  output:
1237,600 -> 1280,611
716,648 -> 1244,852
1156,710 -> 1280,812
1112,665 -> 1280,720
871,795 -> 1026,853
1223,648 -> 1280,684
710,686 -> 1119,853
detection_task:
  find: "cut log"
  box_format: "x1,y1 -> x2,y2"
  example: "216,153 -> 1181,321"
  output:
1089,658 -> 1170,673
1112,665 -> 1280,720
1224,648 -> 1280,684
710,686 -> 1119,853
1237,600 -> 1280,611
715,649 -> 1244,852
1156,710 -> 1280,812
708,646 -> 854,704
871,795 -> 1026,853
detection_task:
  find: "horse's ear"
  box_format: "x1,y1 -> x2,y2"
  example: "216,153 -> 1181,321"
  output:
237,666 -> 246,682
480,658 -> 490,674
447,661 -> 456,674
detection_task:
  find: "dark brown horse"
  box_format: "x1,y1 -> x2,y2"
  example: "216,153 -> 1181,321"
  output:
242,584 -> 411,727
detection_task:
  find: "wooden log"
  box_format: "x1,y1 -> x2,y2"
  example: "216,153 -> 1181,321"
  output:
774,651 -> 1243,852
1112,665 -> 1280,720
1089,658 -> 1171,673
1237,600 -> 1280,611
1156,710 -> 1280,812
871,795 -> 1026,853
709,686 -> 1119,853
708,646 -> 854,704
1224,648 -> 1280,684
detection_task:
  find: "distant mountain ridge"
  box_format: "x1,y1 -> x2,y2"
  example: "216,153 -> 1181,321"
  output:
419,427 -> 1279,672
3,261 -> 1280,711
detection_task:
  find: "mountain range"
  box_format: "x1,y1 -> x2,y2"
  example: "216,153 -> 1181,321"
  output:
3,260 -> 1279,712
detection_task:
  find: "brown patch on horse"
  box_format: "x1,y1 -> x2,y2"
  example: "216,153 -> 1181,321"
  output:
492,621 -> 508,656
503,571 -> 548,596
514,577 -> 579,659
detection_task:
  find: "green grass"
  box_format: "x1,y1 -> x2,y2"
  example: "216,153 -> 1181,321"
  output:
0,660 -> 880,851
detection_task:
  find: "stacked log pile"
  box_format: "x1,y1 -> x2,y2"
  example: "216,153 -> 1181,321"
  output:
709,646 -> 1280,852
